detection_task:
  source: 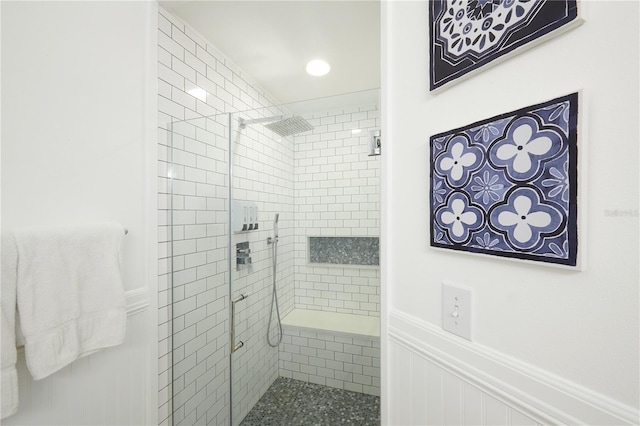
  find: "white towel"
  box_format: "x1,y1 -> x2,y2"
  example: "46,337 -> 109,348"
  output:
1,233 -> 19,419
13,223 -> 127,380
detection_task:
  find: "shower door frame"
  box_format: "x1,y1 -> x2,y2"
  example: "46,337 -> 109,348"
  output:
226,113 -> 234,425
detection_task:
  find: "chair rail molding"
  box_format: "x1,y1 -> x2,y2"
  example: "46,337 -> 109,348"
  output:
125,287 -> 150,316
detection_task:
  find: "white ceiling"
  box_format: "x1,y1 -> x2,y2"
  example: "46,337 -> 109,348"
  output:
160,1 -> 381,105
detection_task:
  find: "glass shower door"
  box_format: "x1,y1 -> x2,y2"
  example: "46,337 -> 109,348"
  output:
228,107 -> 295,425
166,106 -> 296,426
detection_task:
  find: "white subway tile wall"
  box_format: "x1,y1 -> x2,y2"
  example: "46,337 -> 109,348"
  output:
293,108 -> 381,317
229,114 -> 295,424
279,328 -> 381,396
158,8 -> 381,425
157,8 -> 294,426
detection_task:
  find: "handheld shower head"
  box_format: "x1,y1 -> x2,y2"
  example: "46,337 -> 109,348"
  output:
274,213 -> 279,238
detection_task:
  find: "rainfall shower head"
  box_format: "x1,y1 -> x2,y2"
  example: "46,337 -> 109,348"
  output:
239,115 -> 314,137
264,116 -> 314,137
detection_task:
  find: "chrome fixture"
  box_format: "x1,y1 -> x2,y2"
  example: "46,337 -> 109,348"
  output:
266,213 -> 283,347
230,293 -> 250,353
265,116 -> 313,137
369,129 -> 381,156
238,115 -> 283,129
236,241 -> 251,271
267,213 -> 279,245
239,115 -> 313,137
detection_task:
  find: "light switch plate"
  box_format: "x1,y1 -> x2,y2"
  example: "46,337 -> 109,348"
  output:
442,282 -> 472,341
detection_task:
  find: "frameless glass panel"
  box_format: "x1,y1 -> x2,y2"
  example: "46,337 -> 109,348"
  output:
167,113 -> 231,426
228,103 -> 297,424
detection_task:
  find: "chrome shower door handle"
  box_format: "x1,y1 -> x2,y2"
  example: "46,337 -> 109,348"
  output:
230,293 -> 250,353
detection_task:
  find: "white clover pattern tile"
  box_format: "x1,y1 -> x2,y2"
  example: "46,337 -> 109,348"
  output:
430,93 -> 579,266
430,0 -> 580,91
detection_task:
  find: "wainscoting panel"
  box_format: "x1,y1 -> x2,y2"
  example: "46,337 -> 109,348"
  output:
388,309 -> 639,426
424,354 -> 443,425
390,330 -> 545,425
409,350 -> 428,425
389,342 -> 412,425
2,291 -> 150,426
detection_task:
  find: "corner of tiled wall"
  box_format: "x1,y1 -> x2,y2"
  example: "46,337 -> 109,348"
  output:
293,106 -> 381,318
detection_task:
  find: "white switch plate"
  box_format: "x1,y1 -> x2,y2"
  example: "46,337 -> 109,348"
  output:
442,282 -> 472,341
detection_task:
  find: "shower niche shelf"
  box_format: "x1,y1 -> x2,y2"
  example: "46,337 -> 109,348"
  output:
308,236 -> 379,266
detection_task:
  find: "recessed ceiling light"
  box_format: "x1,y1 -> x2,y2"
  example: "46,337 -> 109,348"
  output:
306,59 -> 330,76
352,129 -> 362,134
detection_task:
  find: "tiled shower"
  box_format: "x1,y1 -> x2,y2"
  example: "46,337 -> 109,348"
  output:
293,107 -> 381,318
158,7 -> 380,426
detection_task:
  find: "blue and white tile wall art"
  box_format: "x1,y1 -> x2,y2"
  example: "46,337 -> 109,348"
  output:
429,0 -> 581,91
429,92 -> 579,267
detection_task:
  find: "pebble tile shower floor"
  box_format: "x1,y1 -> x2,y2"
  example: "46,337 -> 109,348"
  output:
239,377 -> 380,426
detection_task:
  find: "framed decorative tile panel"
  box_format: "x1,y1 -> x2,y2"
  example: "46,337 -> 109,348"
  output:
429,0 -> 581,91
429,93 -> 579,267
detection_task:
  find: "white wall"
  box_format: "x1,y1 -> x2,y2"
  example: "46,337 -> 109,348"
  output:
383,1 -> 639,424
1,1 -> 157,425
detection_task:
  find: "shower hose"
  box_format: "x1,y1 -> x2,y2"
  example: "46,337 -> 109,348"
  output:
267,236 -> 283,347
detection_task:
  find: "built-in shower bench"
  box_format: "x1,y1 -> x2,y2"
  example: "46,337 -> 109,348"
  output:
278,308 -> 380,396
281,308 -> 379,338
